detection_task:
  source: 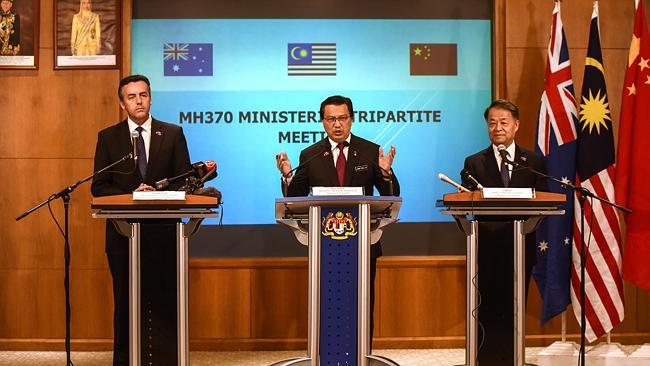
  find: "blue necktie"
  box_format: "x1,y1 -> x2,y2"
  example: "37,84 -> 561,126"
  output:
500,152 -> 510,187
136,126 -> 147,179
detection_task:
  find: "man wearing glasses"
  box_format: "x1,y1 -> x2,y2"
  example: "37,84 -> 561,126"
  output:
275,94 -> 400,345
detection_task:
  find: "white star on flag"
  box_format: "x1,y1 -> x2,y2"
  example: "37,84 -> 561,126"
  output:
538,240 -> 549,252
564,236 -> 571,245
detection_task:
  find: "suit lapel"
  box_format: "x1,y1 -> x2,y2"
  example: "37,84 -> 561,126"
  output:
117,120 -> 132,154
116,120 -> 143,180
510,144 -> 529,187
147,120 -> 165,178
316,139 -> 339,186
344,135 -> 360,187
483,146 -> 504,187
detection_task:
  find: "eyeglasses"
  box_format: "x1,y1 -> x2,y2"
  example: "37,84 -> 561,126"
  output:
323,115 -> 351,123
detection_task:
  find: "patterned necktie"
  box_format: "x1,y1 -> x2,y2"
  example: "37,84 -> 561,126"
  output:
336,142 -> 347,186
136,126 -> 147,179
500,151 -> 510,187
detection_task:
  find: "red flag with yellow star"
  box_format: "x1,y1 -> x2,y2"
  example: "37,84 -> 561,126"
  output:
615,1 -> 650,292
409,43 -> 457,75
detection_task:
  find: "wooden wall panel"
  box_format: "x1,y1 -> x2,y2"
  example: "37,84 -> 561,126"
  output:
1,257 -> 649,350
0,50 -> 120,159
188,268 -> 251,339
378,257 -> 465,338
0,270 -> 40,338
505,0 -> 637,49
250,267 -> 308,339
1,159 -> 105,270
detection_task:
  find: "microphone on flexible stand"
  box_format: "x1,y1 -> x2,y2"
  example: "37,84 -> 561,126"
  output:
497,144 -> 509,163
461,169 -> 484,191
187,161 -> 221,200
438,173 -> 470,192
130,131 -> 139,167
155,160 -> 214,191
281,148 -> 330,179
279,148 -> 330,196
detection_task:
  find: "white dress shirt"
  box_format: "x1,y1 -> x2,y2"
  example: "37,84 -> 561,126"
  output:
328,135 -> 352,165
492,142 -> 515,177
128,115 -> 153,161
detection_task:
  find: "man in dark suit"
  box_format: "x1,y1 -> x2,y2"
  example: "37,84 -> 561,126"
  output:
275,95 -> 400,347
461,99 -> 547,366
91,74 -> 191,366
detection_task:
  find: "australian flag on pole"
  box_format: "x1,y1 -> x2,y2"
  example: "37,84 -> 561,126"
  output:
163,43 -> 213,76
533,1 -> 579,325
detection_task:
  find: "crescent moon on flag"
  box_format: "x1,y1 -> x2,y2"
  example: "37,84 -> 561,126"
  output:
290,46 -> 303,60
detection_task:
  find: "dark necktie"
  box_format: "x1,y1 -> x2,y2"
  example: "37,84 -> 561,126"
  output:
500,151 -> 510,187
336,142 -> 347,186
136,126 -> 147,179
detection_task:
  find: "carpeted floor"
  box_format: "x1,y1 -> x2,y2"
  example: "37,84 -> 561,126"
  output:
0,348 -> 545,366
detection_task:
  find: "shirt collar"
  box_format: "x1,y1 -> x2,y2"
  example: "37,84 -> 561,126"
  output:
127,115 -> 152,133
328,134 -> 352,150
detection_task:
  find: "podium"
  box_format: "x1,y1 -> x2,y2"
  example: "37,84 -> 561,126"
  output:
439,191 -> 565,366
91,194 -> 219,366
273,196 -> 402,366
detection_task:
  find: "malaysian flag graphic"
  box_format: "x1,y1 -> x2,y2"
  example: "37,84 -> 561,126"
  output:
533,0 -> 578,325
163,43 -> 213,76
571,0 -> 624,342
287,43 -> 336,76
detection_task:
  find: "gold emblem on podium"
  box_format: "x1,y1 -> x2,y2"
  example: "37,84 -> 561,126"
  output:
322,211 -> 357,240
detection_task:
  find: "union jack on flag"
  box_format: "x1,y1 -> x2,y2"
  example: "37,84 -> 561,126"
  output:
163,43 -> 190,61
163,43 -> 213,77
533,0 -> 578,325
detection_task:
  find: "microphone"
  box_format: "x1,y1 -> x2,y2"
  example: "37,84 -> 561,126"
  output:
461,169 -> 484,191
282,147 -> 330,179
438,173 -> 470,193
199,160 -> 218,184
130,131 -> 139,164
350,147 -> 396,196
155,160 -> 214,190
497,144 -> 511,165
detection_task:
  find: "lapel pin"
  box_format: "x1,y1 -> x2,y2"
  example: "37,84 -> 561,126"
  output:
155,130 -> 162,136
520,155 -> 527,162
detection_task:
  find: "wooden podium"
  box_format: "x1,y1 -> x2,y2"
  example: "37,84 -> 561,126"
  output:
91,194 -> 219,366
272,196 -> 401,366
439,191 -> 565,366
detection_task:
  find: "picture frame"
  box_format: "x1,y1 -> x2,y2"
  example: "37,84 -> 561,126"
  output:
0,0 -> 39,69
54,0 -> 120,69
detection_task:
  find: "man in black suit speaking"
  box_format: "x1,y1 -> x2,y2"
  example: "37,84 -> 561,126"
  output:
275,95 -> 400,345
91,74 -> 191,365
461,99 -> 547,365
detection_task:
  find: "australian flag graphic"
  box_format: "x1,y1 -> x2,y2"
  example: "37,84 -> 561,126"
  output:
163,43 -> 213,76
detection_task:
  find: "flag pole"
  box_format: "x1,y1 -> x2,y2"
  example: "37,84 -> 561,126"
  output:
562,311 -> 567,342
562,310 -> 566,342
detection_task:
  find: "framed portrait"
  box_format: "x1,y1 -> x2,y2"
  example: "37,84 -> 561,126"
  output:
54,0 -> 120,69
0,0 -> 39,69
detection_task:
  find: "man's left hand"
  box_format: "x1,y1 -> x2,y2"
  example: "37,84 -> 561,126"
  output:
378,145 -> 396,176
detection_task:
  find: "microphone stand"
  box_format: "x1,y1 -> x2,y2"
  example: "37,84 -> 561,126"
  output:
15,152 -> 134,366
503,157 -> 630,366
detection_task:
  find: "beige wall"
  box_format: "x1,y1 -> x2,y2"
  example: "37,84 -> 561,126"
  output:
0,0 -> 648,350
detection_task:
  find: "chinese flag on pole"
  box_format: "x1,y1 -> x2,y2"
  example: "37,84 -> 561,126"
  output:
616,0 -> 650,292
